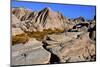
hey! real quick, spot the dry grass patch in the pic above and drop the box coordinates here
[12,28,64,45]
[12,33,29,45]
[27,29,64,40]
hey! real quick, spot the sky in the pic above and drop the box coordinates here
[12,0,96,20]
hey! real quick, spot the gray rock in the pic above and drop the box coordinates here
[12,38,51,65]
[45,32,83,45]
[12,47,51,65]
[45,32,96,63]
[59,33,96,62]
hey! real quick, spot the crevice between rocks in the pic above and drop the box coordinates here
[42,41,60,64]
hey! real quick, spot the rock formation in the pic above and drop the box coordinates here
[12,7,69,32]
[12,38,51,65]
[43,32,95,63]
[11,7,96,66]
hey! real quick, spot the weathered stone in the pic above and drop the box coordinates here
[12,7,71,32]
[59,33,96,62]
[89,25,96,41]
[12,46,51,65]
[45,32,96,63]
[12,14,24,36]
[12,28,24,36]
[12,14,21,27]
[11,7,96,65]
[12,8,33,21]
[12,38,51,65]
[45,32,83,45]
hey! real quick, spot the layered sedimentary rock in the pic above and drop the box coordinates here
[11,7,96,65]
[12,8,33,21]
[12,7,69,32]
[44,32,95,63]
[12,14,24,36]
[12,38,51,65]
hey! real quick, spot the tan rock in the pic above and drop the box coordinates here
[12,8,33,21]
[12,28,24,36]
[12,14,21,27]
[59,33,96,62]
[45,32,96,63]
[12,7,70,32]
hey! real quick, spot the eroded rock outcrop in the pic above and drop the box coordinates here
[12,14,24,36]
[12,7,70,32]
[43,32,96,63]
[12,8,33,21]
[11,7,96,65]
[89,25,96,41]
[12,38,51,65]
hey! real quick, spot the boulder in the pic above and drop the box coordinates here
[59,32,96,62]
[12,38,51,65]
[45,32,96,63]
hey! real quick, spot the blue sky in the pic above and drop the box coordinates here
[12,0,96,20]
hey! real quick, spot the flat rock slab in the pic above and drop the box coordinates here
[12,46,51,65]
[12,38,43,56]
[12,38,51,65]
[46,32,83,43]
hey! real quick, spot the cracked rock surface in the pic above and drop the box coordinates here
[11,7,96,65]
